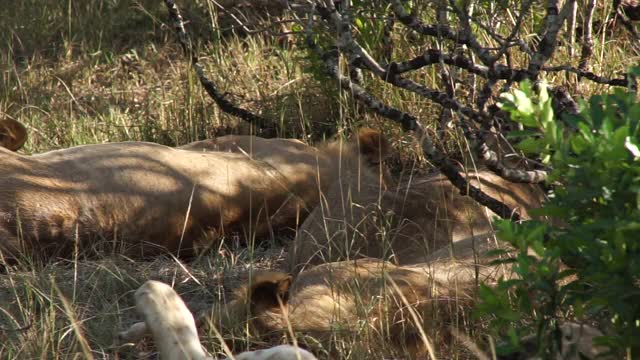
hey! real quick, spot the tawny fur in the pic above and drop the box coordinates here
[133,280,211,359]
[212,239,606,359]
[288,169,546,272]
[121,245,605,359]
[210,257,476,358]
[0,120,387,261]
[179,128,392,214]
[230,345,317,360]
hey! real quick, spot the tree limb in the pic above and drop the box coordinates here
[526,0,574,80]
[390,0,496,65]
[305,30,524,220]
[164,0,276,136]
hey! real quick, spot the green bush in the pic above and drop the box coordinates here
[475,70,640,358]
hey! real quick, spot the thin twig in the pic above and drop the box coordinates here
[390,0,495,65]
[306,34,524,219]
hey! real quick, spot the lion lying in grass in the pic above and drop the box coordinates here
[121,258,465,358]
[288,169,546,272]
[120,237,605,359]
[179,128,392,215]
[207,254,493,358]
[176,125,547,277]
[120,262,607,359]
[0,119,387,262]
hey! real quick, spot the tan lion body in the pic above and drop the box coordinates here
[213,243,605,359]
[180,131,392,217]
[288,169,546,272]
[0,119,388,261]
[119,280,319,360]
[0,141,304,260]
[215,242,512,358]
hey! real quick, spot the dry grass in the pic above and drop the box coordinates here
[1,0,638,359]
[0,244,287,358]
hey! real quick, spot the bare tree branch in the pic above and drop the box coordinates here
[389,50,491,76]
[388,48,629,88]
[526,0,575,79]
[165,0,637,220]
[477,142,548,183]
[476,77,498,111]
[493,0,535,62]
[316,47,418,131]
[548,85,580,116]
[543,65,628,87]
[314,1,550,187]
[614,0,640,45]
[578,0,596,72]
[164,0,276,136]
[390,0,496,65]
[305,20,524,220]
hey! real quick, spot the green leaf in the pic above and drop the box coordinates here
[497,307,521,321]
[516,137,547,155]
[570,135,589,154]
[530,240,546,257]
[612,125,629,146]
[542,103,556,143]
[514,89,534,116]
[478,88,640,354]
[520,80,534,96]
[590,95,605,129]
[506,129,541,138]
[402,1,414,13]
[577,121,595,144]
[517,114,539,128]
[354,17,364,30]
[498,89,538,127]
[538,81,550,104]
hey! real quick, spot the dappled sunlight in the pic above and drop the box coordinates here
[0,141,308,261]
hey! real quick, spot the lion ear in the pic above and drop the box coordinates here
[0,119,27,151]
[357,128,389,165]
[248,272,292,310]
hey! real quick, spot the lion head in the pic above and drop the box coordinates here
[206,258,471,358]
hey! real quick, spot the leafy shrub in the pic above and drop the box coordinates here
[475,70,640,358]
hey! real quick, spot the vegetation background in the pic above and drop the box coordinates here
[0,0,638,358]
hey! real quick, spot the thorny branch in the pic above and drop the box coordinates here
[390,0,496,65]
[310,1,527,219]
[306,40,522,221]
[613,0,640,47]
[164,0,638,221]
[314,1,550,187]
